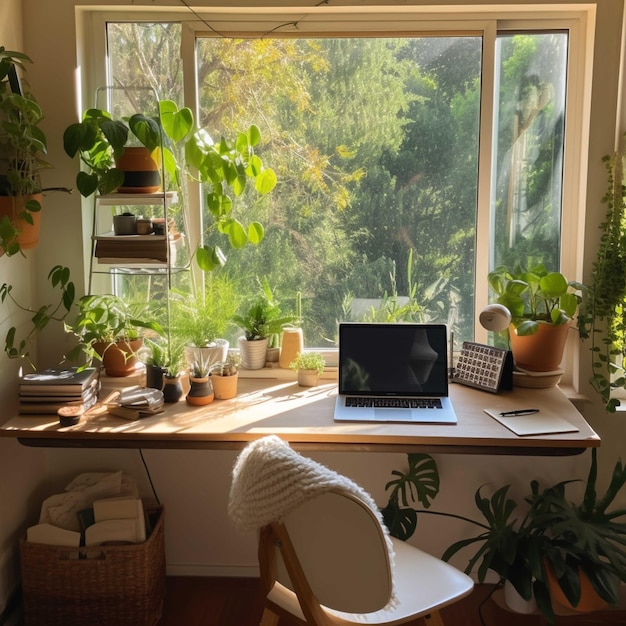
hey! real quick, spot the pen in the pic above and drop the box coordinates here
[499,409,539,417]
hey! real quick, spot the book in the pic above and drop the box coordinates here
[20,368,98,393]
[20,378,100,400]
[18,388,98,415]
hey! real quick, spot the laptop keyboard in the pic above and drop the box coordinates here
[345,397,443,409]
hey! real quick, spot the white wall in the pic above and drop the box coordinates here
[0,0,50,615]
[0,0,621,595]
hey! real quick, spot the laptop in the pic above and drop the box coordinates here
[333,323,457,424]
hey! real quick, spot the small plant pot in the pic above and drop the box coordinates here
[509,321,570,372]
[211,373,238,400]
[279,327,303,369]
[162,374,184,403]
[145,364,167,390]
[0,194,43,251]
[186,376,215,406]
[113,213,137,235]
[238,336,268,370]
[297,369,320,387]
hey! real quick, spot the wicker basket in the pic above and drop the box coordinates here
[20,503,165,626]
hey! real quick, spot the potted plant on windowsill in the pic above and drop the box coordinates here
[289,351,325,387]
[186,349,215,406]
[487,264,586,372]
[210,354,240,400]
[232,291,297,370]
[65,294,163,377]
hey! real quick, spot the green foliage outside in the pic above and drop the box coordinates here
[106,25,565,348]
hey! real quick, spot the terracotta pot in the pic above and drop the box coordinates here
[508,321,570,372]
[297,369,320,387]
[211,373,238,400]
[0,194,42,251]
[115,146,160,193]
[186,376,215,406]
[545,561,609,613]
[93,338,143,377]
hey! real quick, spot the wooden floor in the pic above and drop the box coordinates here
[157,577,626,626]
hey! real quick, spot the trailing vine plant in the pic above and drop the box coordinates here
[578,137,626,411]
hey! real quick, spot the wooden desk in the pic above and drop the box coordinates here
[0,379,599,455]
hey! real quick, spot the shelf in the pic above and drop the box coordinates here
[96,191,179,206]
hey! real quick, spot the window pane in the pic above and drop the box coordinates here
[195,36,482,347]
[491,32,567,272]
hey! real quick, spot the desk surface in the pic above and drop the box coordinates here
[0,379,600,455]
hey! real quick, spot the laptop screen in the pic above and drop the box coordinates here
[338,323,449,397]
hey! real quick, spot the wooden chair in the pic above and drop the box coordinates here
[257,490,474,626]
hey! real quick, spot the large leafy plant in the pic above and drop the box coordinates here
[488,264,586,336]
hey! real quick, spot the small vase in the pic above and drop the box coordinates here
[162,374,184,403]
[280,327,304,369]
[186,376,215,406]
[211,373,238,400]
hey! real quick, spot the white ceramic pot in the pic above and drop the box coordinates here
[504,579,537,614]
[238,336,268,370]
[184,340,229,371]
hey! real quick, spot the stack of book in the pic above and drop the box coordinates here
[19,368,100,415]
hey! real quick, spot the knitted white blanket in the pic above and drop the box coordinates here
[228,435,383,532]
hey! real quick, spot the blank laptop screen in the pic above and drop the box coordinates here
[338,323,449,397]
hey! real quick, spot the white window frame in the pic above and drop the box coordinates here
[76,4,595,389]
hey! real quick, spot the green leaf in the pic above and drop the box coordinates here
[222,219,248,249]
[248,222,265,245]
[255,168,278,194]
[247,124,261,147]
[196,245,226,271]
[128,113,161,152]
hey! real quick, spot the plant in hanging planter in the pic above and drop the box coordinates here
[488,264,586,371]
[63,106,163,197]
[578,139,626,411]
[0,48,70,255]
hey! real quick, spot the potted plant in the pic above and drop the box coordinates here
[186,349,215,406]
[488,264,586,371]
[525,449,626,616]
[140,335,170,390]
[63,106,163,197]
[161,338,186,403]
[0,48,51,255]
[381,450,626,624]
[66,294,163,377]
[210,354,240,400]
[289,351,325,387]
[169,275,238,372]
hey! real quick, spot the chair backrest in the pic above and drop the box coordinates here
[261,490,393,616]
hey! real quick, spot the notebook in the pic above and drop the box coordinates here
[483,408,579,436]
[333,323,457,424]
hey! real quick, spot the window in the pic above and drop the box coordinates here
[96,7,587,364]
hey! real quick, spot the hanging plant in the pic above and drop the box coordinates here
[579,137,626,411]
